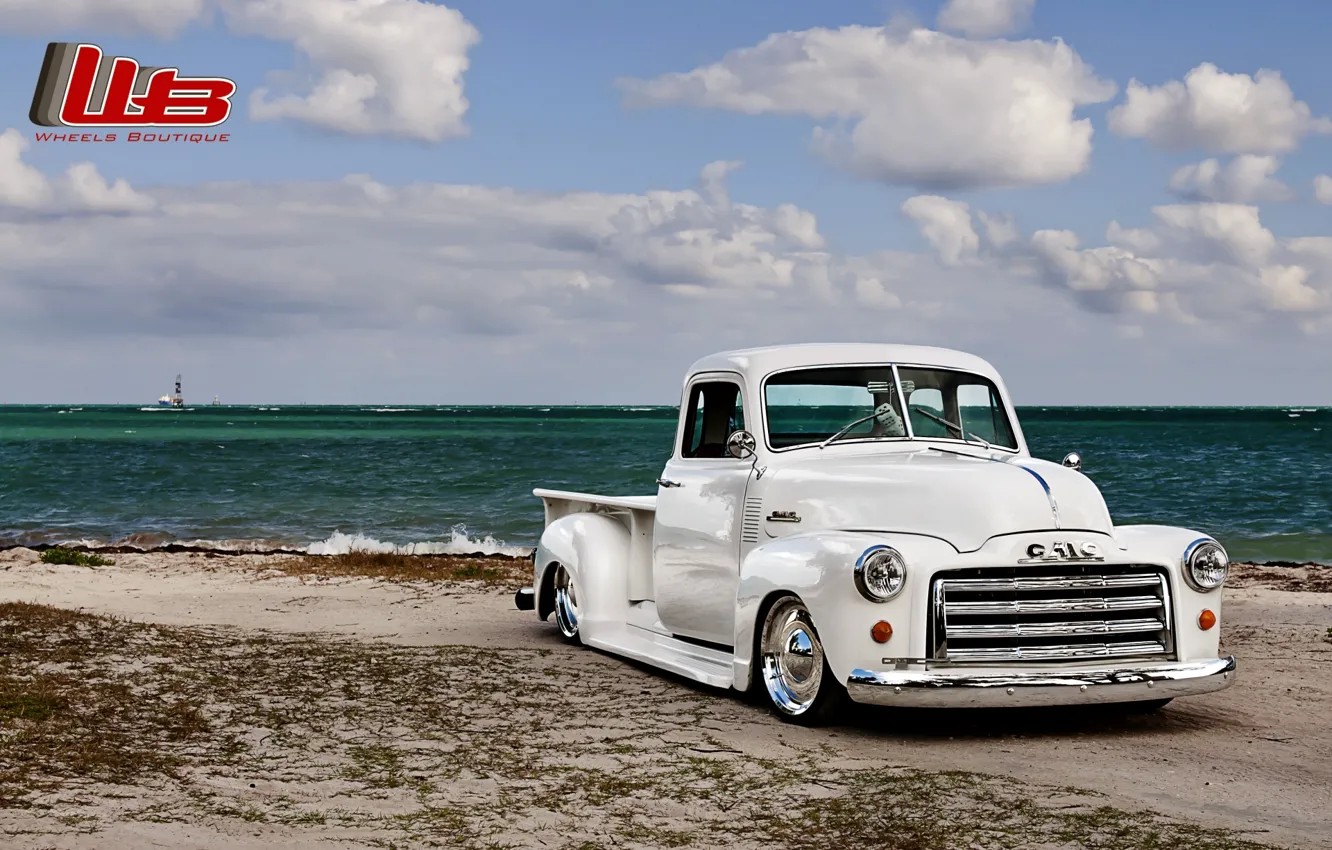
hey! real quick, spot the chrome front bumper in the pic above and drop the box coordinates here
[846,656,1236,708]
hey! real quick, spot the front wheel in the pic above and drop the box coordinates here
[758,596,846,725]
[552,564,582,645]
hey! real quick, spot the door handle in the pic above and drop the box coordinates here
[656,478,683,488]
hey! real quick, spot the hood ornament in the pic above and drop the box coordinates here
[1019,541,1103,563]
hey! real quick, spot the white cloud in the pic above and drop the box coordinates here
[63,163,157,212]
[0,139,904,342]
[0,131,155,213]
[901,195,980,265]
[620,25,1116,189]
[1109,63,1332,154]
[697,159,743,208]
[936,0,1035,39]
[1149,202,1276,268]
[1260,265,1322,312]
[597,180,830,292]
[1,136,1329,402]
[905,185,1332,326]
[853,276,902,309]
[1315,175,1332,204]
[222,0,480,141]
[1028,229,1165,311]
[0,0,209,37]
[0,130,53,208]
[902,196,1023,267]
[1031,203,1332,322]
[1105,221,1161,255]
[1167,155,1293,203]
[975,210,1020,250]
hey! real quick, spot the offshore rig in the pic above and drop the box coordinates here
[157,374,184,408]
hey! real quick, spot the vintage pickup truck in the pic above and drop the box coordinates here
[514,344,1236,724]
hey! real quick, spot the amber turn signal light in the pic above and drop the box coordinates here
[1198,609,1217,631]
[871,621,893,643]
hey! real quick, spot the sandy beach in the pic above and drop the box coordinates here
[1,547,1329,849]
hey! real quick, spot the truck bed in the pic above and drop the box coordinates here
[533,488,657,601]
[533,488,656,519]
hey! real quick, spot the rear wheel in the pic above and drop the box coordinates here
[552,564,582,645]
[758,596,846,725]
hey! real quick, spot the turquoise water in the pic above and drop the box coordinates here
[1,405,1328,563]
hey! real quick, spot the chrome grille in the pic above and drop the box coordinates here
[930,564,1173,664]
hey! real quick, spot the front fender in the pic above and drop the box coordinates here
[733,531,960,691]
[1114,524,1228,662]
[535,512,631,643]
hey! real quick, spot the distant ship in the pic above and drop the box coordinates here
[158,374,185,408]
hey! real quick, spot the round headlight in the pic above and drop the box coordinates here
[855,546,906,602]
[1183,539,1229,592]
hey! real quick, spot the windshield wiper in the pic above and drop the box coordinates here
[914,408,993,451]
[818,411,882,449]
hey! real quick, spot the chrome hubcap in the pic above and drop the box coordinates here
[553,564,579,638]
[761,598,824,715]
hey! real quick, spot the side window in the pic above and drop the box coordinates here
[957,383,1015,446]
[681,381,745,459]
[685,386,707,457]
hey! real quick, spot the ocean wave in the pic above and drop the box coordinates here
[306,527,529,558]
[3,526,532,559]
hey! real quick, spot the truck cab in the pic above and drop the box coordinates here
[521,343,1236,724]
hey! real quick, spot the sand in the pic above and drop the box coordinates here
[1,547,1329,849]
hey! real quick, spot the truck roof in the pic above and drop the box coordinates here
[686,343,1003,383]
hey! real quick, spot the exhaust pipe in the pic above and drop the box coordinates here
[513,587,535,611]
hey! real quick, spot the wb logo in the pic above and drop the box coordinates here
[30,43,236,128]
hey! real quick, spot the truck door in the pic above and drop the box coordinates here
[653,374,753,648]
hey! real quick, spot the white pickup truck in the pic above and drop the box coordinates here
[514,344,1236,724]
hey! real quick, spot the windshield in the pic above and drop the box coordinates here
[763,364,1018,451]
[898,366,1017,449]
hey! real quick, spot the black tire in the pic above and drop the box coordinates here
[551,563,583,646]
[757,596,847,725]
[1124,698,1172,714]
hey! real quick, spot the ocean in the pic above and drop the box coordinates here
[1,405,1328,564]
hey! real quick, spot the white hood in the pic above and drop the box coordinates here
[759,450,1115,552]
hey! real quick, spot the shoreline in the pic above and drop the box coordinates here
[6,541,1329,569]
[4,541,534,560]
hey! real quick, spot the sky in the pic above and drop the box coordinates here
[0,0,1330,405]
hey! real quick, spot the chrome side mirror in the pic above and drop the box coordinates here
[727,429,757,460]
[1062,452,1082,472]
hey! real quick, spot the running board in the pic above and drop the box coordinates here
[585,625,734,689]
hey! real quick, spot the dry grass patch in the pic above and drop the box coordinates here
[0,603,211,806]
[269,551,531,586]
[1230,562,1332,593]
[0,601,1287,850]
